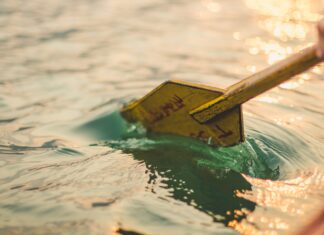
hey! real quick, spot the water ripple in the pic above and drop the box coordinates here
[0,0,323,234]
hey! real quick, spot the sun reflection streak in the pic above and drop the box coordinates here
[241,0,323,114]
[279,73,311,90]
[245,37,293,65]
[241,0,323,100]
[233,1,324,234]
[243,0,323,68]
[245,0,322,22]
[231,170,324,234]
[202,0,221,13]
[254,95,280,104]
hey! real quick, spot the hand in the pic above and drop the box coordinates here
[317,19,324,59]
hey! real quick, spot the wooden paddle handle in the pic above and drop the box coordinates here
[225,45,320,103]
[228,20,324,103]
[191,21,323,123]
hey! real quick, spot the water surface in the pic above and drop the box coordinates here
[0,0,324,234]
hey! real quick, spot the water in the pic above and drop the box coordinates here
[0,0,324,234]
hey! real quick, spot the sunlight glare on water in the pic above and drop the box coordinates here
[0,0,323,234]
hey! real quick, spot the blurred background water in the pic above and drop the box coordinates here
[0,0,323,234]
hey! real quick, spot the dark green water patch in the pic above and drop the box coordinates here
[80,111,284,223]
[104,135,279,180]
[94,136,256,225]
[74,111,129,140]
[81,111,279,179]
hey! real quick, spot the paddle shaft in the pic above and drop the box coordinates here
[191,45,322,123]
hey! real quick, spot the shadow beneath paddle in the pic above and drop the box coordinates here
[100,133,259,225]
[79,111,281,224]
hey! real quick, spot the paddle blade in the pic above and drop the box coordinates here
[121,80,244,147]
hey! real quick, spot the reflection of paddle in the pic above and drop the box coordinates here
[121,20,324,147]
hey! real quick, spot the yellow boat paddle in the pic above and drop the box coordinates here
[120,21,324,147]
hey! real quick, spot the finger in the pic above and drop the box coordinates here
[316,19,324,59]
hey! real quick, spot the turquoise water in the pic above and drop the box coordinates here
[0,0,324,234]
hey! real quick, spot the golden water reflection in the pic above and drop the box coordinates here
[244,0,323,65]
[234,0,324,234]
[202,0,221,13]
[245,0,322,41]
[241,0,323,118]
[232,170,324,234]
